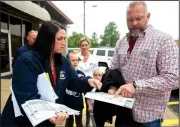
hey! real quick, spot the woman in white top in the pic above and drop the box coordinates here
[77,37,98,127]
[78,38,98,77]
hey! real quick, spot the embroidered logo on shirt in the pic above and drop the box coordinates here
[78,74,84,78]
[66,89,80,97]
[59,71,66,80]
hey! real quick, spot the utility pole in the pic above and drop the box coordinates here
[83,0,86,36]
[109,36,111,47]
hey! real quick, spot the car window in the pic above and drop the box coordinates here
[96,50,105,56]
[108,50,114,57]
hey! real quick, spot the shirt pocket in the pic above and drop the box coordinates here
[118,50,128,67]
[134,49,151,65]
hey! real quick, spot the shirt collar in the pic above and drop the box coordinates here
[79,52,91,57]
[143,24,153,36]
[78,51,92,62]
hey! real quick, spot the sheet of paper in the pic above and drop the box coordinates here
[10,72,57,117]
[21,99,80,126]
[22,102,56,127]
[91,88,96,92]
[37,73,58,102]
[85,92,135,109]
[47,101,80,115]
[10,80,23,117]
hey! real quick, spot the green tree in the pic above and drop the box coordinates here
[90,32,99,48]
[68,32,84,48]
[100,21,120,47]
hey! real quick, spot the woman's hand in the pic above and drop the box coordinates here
[49,112,69,125]
[88,79,102,90]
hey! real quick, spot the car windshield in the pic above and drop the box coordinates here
[108,50,114,57]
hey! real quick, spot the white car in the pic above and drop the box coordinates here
[91,48,115,69]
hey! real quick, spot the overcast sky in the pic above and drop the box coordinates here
[52,1,179,40]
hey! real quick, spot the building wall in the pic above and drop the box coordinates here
[1,1,72,76]
[0,2,41,76]
[32,19,41,30]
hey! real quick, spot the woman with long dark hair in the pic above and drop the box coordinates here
[1,21,102,127]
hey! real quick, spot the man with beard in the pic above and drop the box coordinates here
[109,1,179,127]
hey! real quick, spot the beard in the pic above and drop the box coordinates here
[129,28,143,37]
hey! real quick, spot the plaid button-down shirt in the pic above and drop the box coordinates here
[110,25,179,123]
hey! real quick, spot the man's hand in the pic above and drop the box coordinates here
[88,79,102,90]
[49,112,69,125]
[108,88,117,94]
[115,83,136,98]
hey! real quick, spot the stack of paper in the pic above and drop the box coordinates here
[21,99,80,126]
[85,92,135,109]
[11,73,59,118]
[37,73,59,102]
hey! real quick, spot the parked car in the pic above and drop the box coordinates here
[91,48,115,69]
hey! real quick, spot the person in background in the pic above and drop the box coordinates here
[109,1,179,127]
[65,51,85,127]
[77,37,98,127]
[12,30,38,67]
[1,21,102,127]
[86,67,103,126]
[86,67,103,114]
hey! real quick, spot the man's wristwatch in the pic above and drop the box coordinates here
[133,81,137,88]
